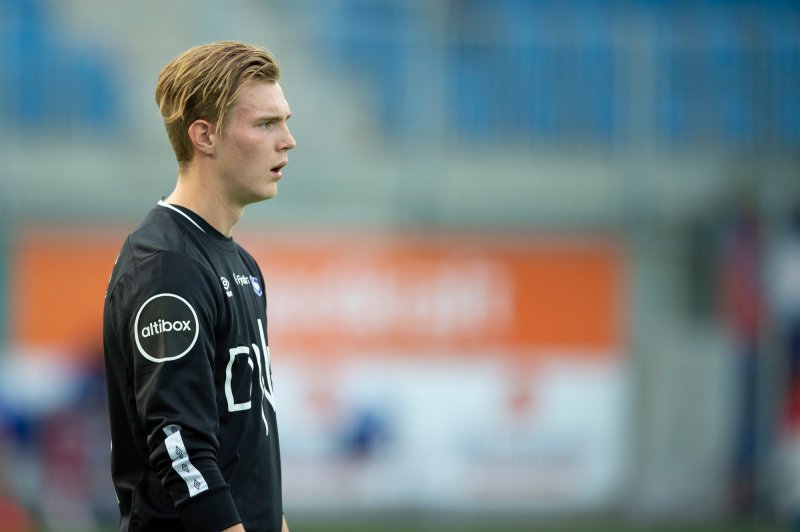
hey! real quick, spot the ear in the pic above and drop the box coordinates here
[187,119,216,158]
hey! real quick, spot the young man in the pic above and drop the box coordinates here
[103,41,296,531]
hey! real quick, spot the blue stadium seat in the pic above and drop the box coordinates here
[321,0,413,136]
[305,0,800,150]
[764,6,800,147]
[0,0,119,136]
[702,2,755,148]
[570,1,618,144]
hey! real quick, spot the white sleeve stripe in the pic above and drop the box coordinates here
[163,425,209,497]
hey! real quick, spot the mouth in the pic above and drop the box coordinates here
[270,161,287,178]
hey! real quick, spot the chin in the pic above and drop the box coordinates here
[259,185,278,201]
[240,189,276,207]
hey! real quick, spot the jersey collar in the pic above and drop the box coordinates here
[157,199,234,243]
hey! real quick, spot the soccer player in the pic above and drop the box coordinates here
[103,41,296,531]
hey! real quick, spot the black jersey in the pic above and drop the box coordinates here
[103,201,282,532]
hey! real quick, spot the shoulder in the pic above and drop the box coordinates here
[118,249,218,293]
[106,209,230,328]
[113,208,218,288]
[106,249,226,337]
[127,208,191,258]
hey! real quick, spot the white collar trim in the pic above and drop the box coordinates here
[157,200,206,233]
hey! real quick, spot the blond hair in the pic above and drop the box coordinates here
[155,41,280,166]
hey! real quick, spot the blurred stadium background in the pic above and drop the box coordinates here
[1,0,799,530]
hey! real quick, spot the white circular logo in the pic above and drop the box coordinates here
[134,293,199,363]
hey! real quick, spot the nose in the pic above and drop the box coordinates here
[280,125,296,152]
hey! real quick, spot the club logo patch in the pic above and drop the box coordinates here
[250,276,263,297]
[134,293,199,363]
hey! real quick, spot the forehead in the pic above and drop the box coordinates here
[229,80,290,118]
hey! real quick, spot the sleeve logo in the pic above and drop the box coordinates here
[134,293,199,363]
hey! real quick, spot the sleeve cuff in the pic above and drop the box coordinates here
[178,487,241,532]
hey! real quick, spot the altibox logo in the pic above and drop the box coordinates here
[140,319,192,337]
[134,293,199,363]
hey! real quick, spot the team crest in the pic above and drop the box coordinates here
[250,276,263,296]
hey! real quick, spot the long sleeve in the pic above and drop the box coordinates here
[110,250,241,531]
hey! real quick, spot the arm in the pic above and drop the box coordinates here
[118,252,241,531]
[282,515,290,532]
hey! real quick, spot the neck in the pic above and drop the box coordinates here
[165,167,243,237]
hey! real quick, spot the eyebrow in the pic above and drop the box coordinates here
[257,112,292,122]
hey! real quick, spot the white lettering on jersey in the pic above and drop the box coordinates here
[222,318,276,438]
[225,347,253,412]
[257,318,276,411]
[140,319,192,337]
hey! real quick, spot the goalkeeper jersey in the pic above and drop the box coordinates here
[103,200,282,532]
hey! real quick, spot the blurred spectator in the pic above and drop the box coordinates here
[768,206,800,528]
[40,407,95,529]
[0,425,34,532]
[0,495,35,532]
[721,202,763,518]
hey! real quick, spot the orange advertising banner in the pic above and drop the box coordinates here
[242,233,625,358]
[10,229,625,361]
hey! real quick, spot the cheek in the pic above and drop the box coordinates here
[237,134,269,162]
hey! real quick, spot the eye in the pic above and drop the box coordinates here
[260,121,275,129]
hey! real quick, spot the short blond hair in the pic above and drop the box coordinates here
[155,41,280,166]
